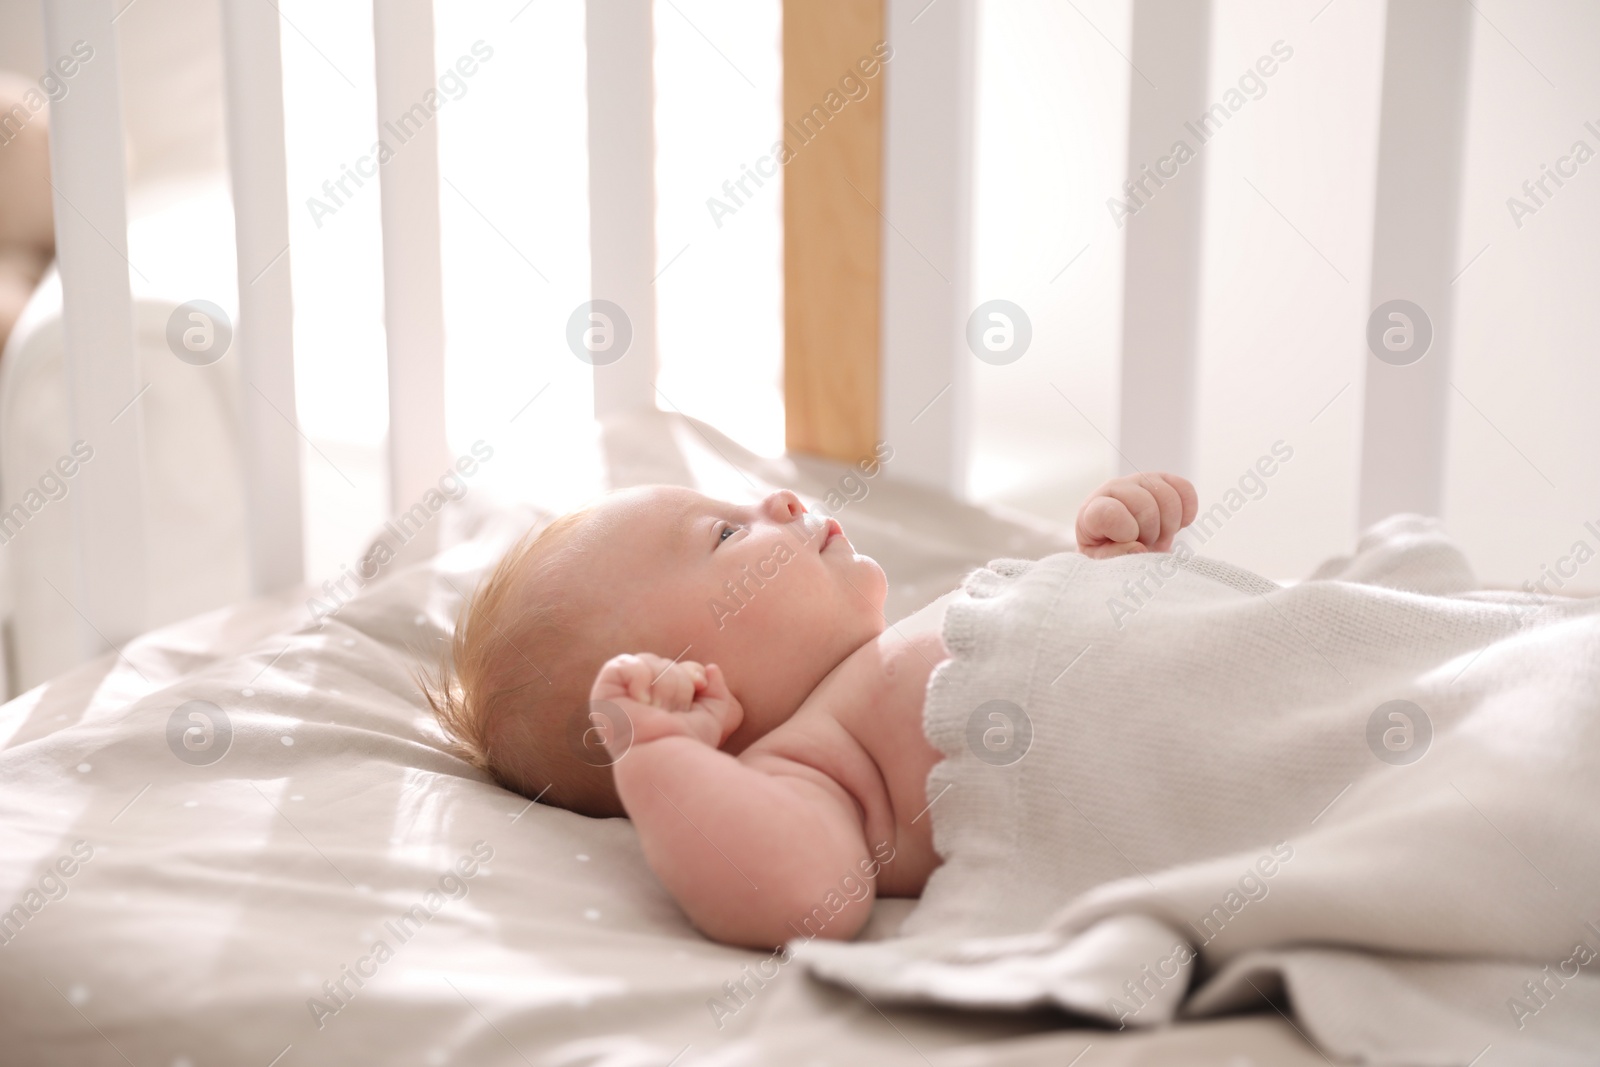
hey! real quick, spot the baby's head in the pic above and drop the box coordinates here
[424,486,887,817]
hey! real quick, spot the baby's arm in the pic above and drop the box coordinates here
[1076,471,1199,558]
[592,653,878,949]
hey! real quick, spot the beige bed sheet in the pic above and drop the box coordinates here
[0,410,1332,1065]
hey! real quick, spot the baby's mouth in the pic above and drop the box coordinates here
[820,517,844,551]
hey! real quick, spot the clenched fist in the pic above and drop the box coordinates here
[1075,472,1198,558]
[589,652,744,754]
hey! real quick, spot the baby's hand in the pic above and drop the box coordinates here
[589,653,744,754]
[1076,472,1198,558]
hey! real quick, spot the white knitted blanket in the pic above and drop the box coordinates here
[795,516,1600,1066]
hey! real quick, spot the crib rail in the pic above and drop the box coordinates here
[221,0,304,595]
[373,0,450,522]
[1117,0,1210,480]
[42,0,147,657]
[586,0,659,416]
[1358,0,1472,526]
[877,0,976,492]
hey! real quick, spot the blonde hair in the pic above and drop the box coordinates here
[420,507,626,817]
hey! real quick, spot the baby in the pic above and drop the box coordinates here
[426,473,1197,948]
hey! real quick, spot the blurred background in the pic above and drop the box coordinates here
[0,0,1595,598]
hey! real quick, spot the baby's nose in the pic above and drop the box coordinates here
[766,490,805,521]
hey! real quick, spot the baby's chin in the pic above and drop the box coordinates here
[850,552,891,615]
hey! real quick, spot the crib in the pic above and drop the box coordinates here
[0,0,1560,1063]
[23,0,1479,679]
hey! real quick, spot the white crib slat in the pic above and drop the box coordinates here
[585,0,658,416]
[221,0,306,593]
[41,0,148,657]
[373,0,450,516]
[1117,0,1210,476]
[1357,1,1473,526]
[879,0,976,495]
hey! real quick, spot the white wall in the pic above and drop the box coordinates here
[968,0,1129,529]
[651,0,785,461]
[431,0,598,511]
[1187,0,1387,580]
[1446,0,1600,593]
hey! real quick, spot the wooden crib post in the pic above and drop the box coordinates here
[1358,1,1473,525]
[41,0,148,656]
[221,0,306,594]
[373,0,450,524]
[782,0,886,469]
[783,0,977,491]
[585,0,659,417]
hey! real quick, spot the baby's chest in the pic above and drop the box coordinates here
[857,630,947,806]
[853,631,948,893]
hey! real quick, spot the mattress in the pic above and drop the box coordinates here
[0,409,1332,1064]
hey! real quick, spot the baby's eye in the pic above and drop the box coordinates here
[716,522,740,545]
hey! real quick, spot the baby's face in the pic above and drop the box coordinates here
[574,486,888,749]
